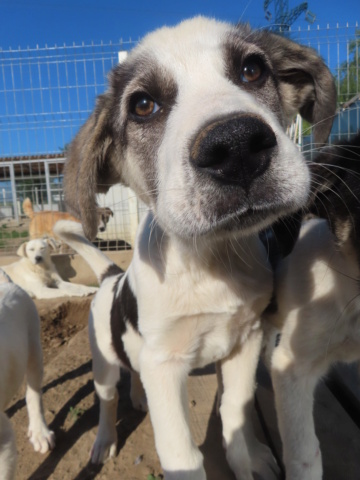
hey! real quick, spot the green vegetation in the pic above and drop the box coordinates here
[0,225,28,249]
[68,406,85,422]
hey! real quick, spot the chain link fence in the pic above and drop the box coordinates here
[0,22,359,253]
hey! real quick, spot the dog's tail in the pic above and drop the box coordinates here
[53,220,123,283]
[22,197,35,219]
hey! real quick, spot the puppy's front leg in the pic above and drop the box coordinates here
[140,345,206,480]
[219,328,279,480]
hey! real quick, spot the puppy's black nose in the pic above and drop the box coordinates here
[35,256,43,263]
[190,115,277,187]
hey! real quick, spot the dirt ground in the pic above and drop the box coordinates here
[6,295,237,480]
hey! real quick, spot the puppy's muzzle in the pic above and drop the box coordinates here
[190,115,277,188]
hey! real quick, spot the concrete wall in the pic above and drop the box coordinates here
[0,250,133,286]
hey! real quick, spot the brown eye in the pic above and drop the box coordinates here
[130,93,160,118]
[241,57,264,83]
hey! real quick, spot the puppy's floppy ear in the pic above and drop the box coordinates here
[263,32,337,145]
[17,242,27,257]
[63,92,122,240]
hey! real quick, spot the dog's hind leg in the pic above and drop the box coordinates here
[272,342,324,480]
[0,412,17,480]
[219,328,280,480]
[26,317,55,453]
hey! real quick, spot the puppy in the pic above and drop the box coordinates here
[62,17,336,480]
[269,132,360,480]
[23,197,113,240]
[1,238,98,299]
[0,271,55,479]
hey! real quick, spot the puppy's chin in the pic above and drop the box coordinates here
[165,205,295,241]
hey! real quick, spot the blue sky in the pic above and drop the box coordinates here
[0,0,359,158]
[1,0,359,49]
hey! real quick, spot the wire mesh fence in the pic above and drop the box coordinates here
[0,22,359,253]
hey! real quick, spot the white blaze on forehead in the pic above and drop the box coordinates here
[138,16,231,68]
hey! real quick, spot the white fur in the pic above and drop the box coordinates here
[0,271,55,479]
[270,218,360,480]
[1,238,98,299]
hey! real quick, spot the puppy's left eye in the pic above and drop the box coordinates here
[241,56,265,83]
[129,93,160,118]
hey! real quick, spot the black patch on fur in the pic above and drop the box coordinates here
[260,210,303,269]
[110,275,140,370]
[121,276,139,331]
[263,292,278,315]
[100,264,124,284]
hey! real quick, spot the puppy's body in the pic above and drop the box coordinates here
[0,271,55,479]
[1,238,97,299]
[23,198,113,240]
[269,132,360,480]
[55,217,275,478]
[61,17,336,480]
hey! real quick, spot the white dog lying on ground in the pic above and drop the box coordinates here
[0,271,55,479]
[1,238,98,299]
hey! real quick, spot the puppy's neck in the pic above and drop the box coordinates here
[136,212,270,278]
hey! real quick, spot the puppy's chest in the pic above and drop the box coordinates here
[136,264,271,366]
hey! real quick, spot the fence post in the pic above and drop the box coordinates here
[44,161,52,209]
[9,164,19,223]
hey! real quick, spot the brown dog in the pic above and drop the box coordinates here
[23,198,113,239]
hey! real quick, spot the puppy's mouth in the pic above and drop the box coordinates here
[197,202,293,238]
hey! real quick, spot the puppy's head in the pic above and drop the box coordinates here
[17,238,55,265]
[64,17,336,240]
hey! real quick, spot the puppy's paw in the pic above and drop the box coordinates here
[28,425,55,454]
[90,435,117,464]
[251,443,281,480]
[130,391,148,412]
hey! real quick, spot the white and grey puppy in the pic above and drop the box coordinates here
[268,132,360,480]
[0,271,55,480]
[62,17,336,480]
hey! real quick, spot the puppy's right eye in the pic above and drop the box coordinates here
[129,92,160,118]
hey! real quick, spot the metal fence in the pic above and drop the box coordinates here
[0,22,359,253]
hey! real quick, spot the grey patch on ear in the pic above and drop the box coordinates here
[260,32,337,145]
[16,242,27,258]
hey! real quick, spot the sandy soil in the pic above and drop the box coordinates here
[6,296,237,480]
